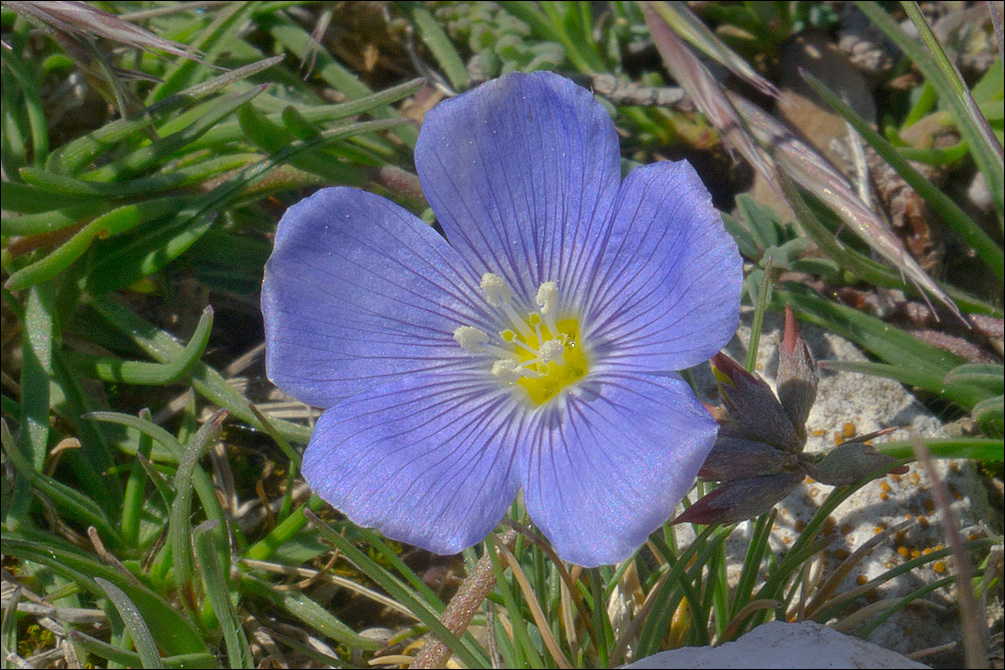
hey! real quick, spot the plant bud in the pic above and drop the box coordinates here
[777,306,819,442]
[673,471,805,526]
[712,353,802,452]
[699,437,799,481]
[802,442,902,487]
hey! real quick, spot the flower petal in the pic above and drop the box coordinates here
[521,372,717,566]
[415,71,622,306]
[583,160,742,373]
[262,187,490,407]
[302,373,523,554]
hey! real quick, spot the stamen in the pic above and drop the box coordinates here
[536,281,560,334]
[480,273,512,307]
[491,359,541,382]
[539,339,566,365]
[453,326,489,353]
[529,312,544,344]
[481,273,533,337]
[536,282,558,315]
[502,302,534,338]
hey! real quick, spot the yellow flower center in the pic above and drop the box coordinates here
[453,274,590,406]
[514,317,588,405]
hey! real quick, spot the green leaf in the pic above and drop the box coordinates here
[169,412,228,614]
[775,284,962,380]
[875,437,1003,461]
[68,306,213,385]
[973,395,1004,437]
[241,574,385,652]
[305,510,487,667]
[7,283,53,526]
[194,521,253,669]
[95,578,164,669]
[399,3,470,90]
[4,531,207,656]
[68,630,217,669]
[88,297,311,444]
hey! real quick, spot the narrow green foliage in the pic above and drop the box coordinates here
[8,284,53,527]
[169,411,228,616]
[194,521,254,669]
[96,578,165,669]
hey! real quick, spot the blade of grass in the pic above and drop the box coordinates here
[734,94,961,319]
[46,55,283,174]
[240,574,385,653]
[67,306,213,385]
[875,437,1003,461]
[170,410,228,616]
[745,258,774,372]
[495,538,573,669]
[0,421,123,545]
[84,118,407,295]
[399,3,469,91]
[817,360,972,407]
[4,532,207,655]
[5,196,191,290]
[68,630,217,669]
[774,284,963,378]
[95,578,164,669]
[150,2,252,103]
[644,4,775,184]
[7,283,53,527]
[648,1,779,97]
[120,409,154,547]
[266,19,419,147]
[194,521,253,669]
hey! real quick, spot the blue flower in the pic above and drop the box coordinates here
[262,72,741,566]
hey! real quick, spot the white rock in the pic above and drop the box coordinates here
[624,620,928,669]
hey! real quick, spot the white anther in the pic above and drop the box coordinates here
[538,339,566,365]
[453,326,489,353]
[480,273,512,307]
[491,359,524,383]
[536,282,559,315]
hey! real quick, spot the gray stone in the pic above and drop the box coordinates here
[624,620,928,669]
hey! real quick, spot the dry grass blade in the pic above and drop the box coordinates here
[721,599,782,641]
[803,519,912,619]
[494,539,574,670]
[729,92,961,320]
[643,2,776,186]
[830,595,944,633]
[991,1,1005,58]
[5,0,203,61]
[911,436,987,669]
[648,1,779,98]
